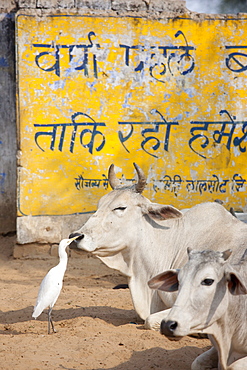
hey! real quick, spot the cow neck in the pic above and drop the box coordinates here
[97,249,131,277]
[158,217,187,271]
[134,216,183,276]
[207,326,231,370]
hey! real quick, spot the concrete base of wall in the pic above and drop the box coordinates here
[13,240,90,259]
[15,213,92,260]
[16,213,91,244]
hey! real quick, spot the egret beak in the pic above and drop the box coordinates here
[68,234,82,250]
[68,233,84,251]
[69,235,81,243]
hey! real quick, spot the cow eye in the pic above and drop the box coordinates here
[201,278,214,286]
[113,207,127,211]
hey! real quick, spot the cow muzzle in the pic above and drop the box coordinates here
[68,232,84,249]
[160,320,182,341]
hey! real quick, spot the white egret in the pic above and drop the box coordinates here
[32,236,78,334]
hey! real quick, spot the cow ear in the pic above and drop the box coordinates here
[226,269,247,295]
[145,203,183,221]
[148,270,179,292]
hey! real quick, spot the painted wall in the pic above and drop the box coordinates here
[17,13,247,226]
[0,0,187,239]
[1,0,247,245]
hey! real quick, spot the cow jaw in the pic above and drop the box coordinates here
[75,234,97,252]
[74,222,129,256]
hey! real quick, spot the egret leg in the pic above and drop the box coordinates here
[48,307,56,334]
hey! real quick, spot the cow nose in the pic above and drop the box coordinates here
[69,232,84,241]
[160,320,178,337]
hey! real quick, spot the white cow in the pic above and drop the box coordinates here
[148,248,247,370]
[70,163,247,330]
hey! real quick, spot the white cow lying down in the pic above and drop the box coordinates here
[69,163,247,331]
[148,248,247,370]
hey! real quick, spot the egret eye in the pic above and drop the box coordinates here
[113,207,127,211]
[201,278,214,286]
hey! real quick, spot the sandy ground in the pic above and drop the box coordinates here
[0,234,211,370]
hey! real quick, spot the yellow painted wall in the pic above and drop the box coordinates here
[16,14,247,216]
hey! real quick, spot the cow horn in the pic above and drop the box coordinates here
[133,163,147,193]
[108,164,121,189]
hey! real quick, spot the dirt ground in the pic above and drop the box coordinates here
[0,234,211,370]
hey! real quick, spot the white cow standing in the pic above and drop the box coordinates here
[69,163,247,330]
[148,248,247,370]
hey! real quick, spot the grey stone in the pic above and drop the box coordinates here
[76,0,111,10]
[18,0,36,8]
[111,0,147,12]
